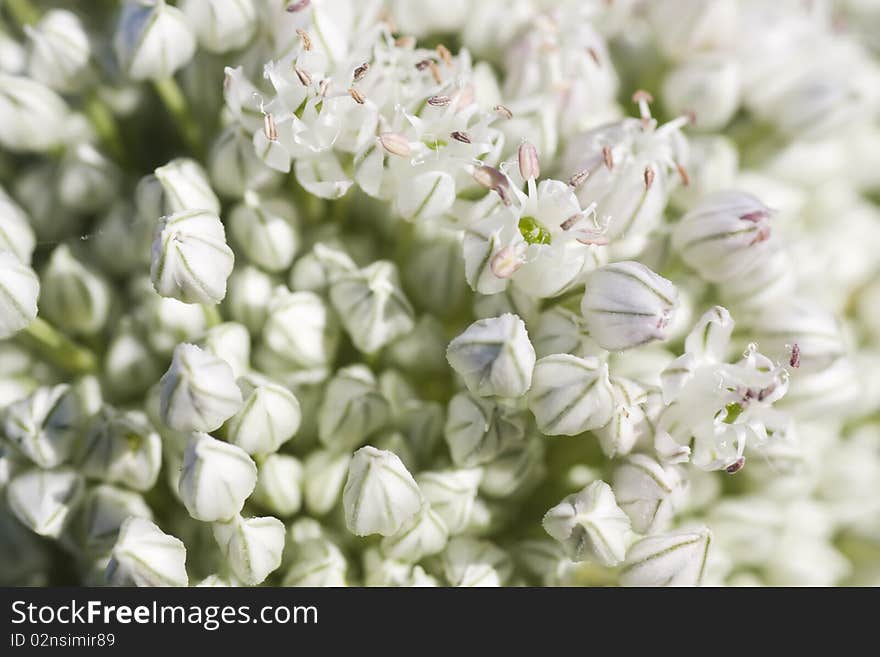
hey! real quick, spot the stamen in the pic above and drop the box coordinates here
[472,165,512,206]
[587,47,601,66]
[296,28,312,51]
[428,61,442,84]
[789,343,800,369]
[518,141,540,181]
[602,145,614,170]
[415,59,431,71]
[348,87,365,104]
[427,95,451,107]
[632,89,654,120]
[451,131,471,144]
[395,36,416,49]
[263,113,278,142]
[353,63,369,81]
[725,457,745,474]
[286,0,310,11]
[378,132,411,158]
[490,246,524,278]
[294,65,311,87]
[436,44,453,66]
[676,162,690,186]
[568,169,590,188]
[493,104,513,119]
[318,78,330,97]
[644,166,655,190]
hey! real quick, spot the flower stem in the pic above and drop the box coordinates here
[83,91,126,163]
[202,304,223,328]
[152,76,202,156]
[5,0,40,27]
[18,318,98,375]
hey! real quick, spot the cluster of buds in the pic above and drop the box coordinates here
[0,0,878,589]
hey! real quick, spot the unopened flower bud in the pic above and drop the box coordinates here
[256,289,339,383]
[225,265,277,335]
[203,321,250,379]
[138,290,208,358]
[212,514,285,585]
[3,384,81,468]
[621,527,712,587]
[76,485,153,557]
[446,314,536,399]
[115,0,196,80]
[230,194,300,273]
[303,449,351,516]
[25,10,91,92]
[106,517,188,586]
[150,209,234,304]
[662,55,740,131]
[613,455,687,534]
[343,446,423,537]
[252,454,303,518]
[0,74,69,153]
[672,191,773,283]
[282,537,347,587]
[209,127,281,199]
[480,435,545,498]
[40,245,111,336]
[581,261,679,351]
[0,186,35,265]
[329,261,415,354]
[593,377,649,458]
[543,480,632,566]
[318,365,390,452]
[57,143,118,214]
[416,469,481,535]
[442,536,513,587]
[444,392,526,467]
[154,158,221,215]
[381,504,449,563]
[159,343,243,433]
[0,251,39,339]
[7,467,84,538]
[226,373,301,456]
[77,409,162,492]
[178,433,257,522]
[182,0,257,53]
[395,170,456,220]
[528,354,614,435]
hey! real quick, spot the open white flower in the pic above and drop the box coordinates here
[181,0,257,54]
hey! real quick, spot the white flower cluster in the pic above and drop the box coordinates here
[1,0,879,587]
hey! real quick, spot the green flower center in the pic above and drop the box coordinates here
[722,402,744,424]
[422,138,448,151]
[518,216,551,245]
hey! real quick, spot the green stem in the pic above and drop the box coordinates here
[83,91,126,163]
[4,0,40,27]
[152,76,202,156]
[17,318,98,375]
[202,304,223,328]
